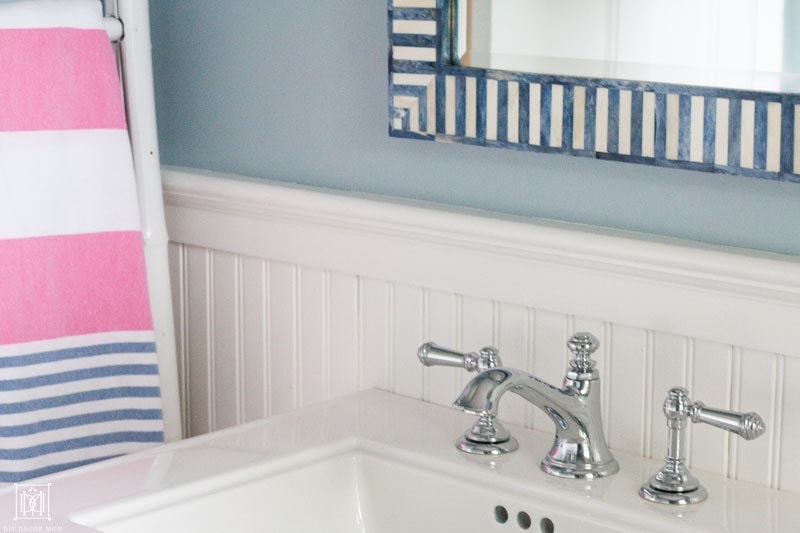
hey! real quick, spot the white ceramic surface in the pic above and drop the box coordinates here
[1,390,797,532]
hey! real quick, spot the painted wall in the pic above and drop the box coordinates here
[148,0,800,256]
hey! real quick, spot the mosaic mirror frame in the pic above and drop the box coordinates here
[388,0,800,182]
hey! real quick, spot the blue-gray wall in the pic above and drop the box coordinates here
[148,0,800,256]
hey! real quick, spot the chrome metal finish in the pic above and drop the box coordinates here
[453,332,619,479]
[417,342,513,453]
[455,413,519,455]
[689,402,766,440]
[418,343,501,373]
[640,387,766,505]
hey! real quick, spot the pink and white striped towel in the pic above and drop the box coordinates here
[0,0,164,482]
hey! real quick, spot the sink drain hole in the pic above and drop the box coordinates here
[494,505,509,524]
[517,511,532,530]
[539,517,555,532]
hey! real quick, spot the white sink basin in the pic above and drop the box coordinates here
[1,390,795,532]
[72,441,635,533]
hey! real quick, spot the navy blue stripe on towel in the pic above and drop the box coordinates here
[1,432,164,460]
[0,386,162,415]
[1,409,164,437]
[0,365,159,391]
[0,342,157,368]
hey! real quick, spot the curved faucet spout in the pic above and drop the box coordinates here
[454,368,563,418]
[454,365,619,480]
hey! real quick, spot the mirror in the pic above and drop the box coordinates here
[388,0,800,182]
[455,0,800,94]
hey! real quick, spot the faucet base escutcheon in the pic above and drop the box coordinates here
[455,412,519,455]
[542,453,619,480]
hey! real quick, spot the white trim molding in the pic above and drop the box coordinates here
[163,166,800,358]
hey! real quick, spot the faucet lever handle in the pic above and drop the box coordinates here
[418,342,515,456]
[417,342,501,372]
[690,401,766,440]
[640,387,766,505]
[664,387,766,440]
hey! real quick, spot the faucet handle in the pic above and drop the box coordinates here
[417,342,501,372]
[567,332,599,376]
[418,342,516,455]
[663,387,766,439]
[640,387,767,505]
[688,402,766,440]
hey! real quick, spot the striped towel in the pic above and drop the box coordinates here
[0,0,164,482]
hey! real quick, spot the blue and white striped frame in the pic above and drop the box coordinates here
[388,0,800,182]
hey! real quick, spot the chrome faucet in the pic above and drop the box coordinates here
[640,387,766,504]
[419,332,619,479]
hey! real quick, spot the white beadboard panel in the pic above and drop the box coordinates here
[163,168,800,491]
[240,257,269,423]
[359,278,391,390]
[298,267,327,407]
[266,261,298,417]
[211,251,241,431]
[779,356,800,492]
[606,325,648,455]
[529,311,570,432]
[391,284,425,399]
[648,333,688,459]
[459,296,495,357]
[734,349,780,488]
[328,272,360,399]
[494,302,533,428]
[689,341,733,476]
[185,246,212,436]
[423,290,462,406]
[456,295,496,401]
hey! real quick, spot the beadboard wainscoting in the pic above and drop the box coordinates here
[162,166,800,493]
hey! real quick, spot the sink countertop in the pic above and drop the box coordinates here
[1,389,797,532]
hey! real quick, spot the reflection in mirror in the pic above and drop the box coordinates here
[456,0,800,93]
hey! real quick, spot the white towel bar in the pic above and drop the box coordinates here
[103,15,122,41]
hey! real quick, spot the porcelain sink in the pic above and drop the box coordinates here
[71,440,638,532]
[1,390,796,532]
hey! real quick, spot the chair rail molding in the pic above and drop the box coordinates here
[163,166,800,359]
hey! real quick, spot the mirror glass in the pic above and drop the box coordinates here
[456,0,800,93]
